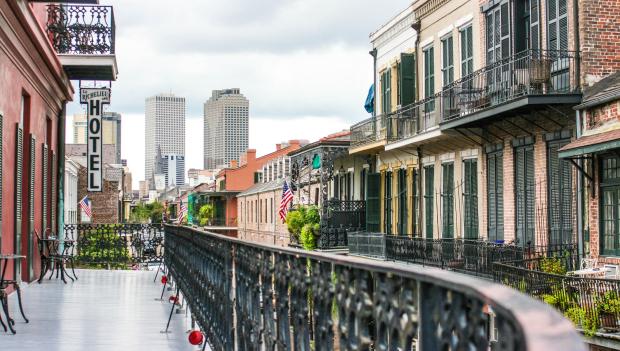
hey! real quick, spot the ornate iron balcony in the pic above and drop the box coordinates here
[46,4,115,55]
[349,114,393,149]
[165,225,585,350]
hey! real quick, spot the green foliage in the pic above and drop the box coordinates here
[197,204,215,226]
[542,287,574,311]
[130,202,164,224]
[598,291,620,315]
[286,206,321,250]
[539,257,567,275]
[77,225,130,269]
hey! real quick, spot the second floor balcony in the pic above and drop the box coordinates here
[46,4,117,81]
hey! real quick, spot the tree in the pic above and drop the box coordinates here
[197,204,215,226]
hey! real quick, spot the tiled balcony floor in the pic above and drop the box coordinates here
[1,269,196,351]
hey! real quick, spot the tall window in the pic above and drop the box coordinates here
[514,139,535,247]
[441,163,454,238]
[384,171,392,235]
[397,169,407,235]
[441,36,454,87]
[547,0,568,51]
[460,26,473,77]
[423,46,435,111]
[424,165,434,238]
[601,156,620,256]
[487,147,504,241]
[463,159,479,239]
[381,69,392,114]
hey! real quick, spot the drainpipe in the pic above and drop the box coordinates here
[573,0,580,87]
[57,102,66,252]
[412,20,421,102]
[412,20,422,237]
[576,109,584,257]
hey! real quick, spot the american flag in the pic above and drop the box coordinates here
[177,200,187,224]
[279,181,294,222]
[79,196,92,219]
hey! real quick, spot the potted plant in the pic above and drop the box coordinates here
[598,291,620,331]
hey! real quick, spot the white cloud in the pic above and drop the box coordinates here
[65,0,410,188]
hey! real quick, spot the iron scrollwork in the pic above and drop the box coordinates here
[164,225,583,350]
[46,5,115,55]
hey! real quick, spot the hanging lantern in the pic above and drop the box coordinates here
[188,330,204,345]
[161,275,168,284]
[168,295,178,304]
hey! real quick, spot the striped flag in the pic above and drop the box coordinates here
[177,200,187,224]
[79,196,92,219]
[279,181,294,222]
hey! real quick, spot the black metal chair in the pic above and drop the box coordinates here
[45,228,78,284]
[0,256,29,334]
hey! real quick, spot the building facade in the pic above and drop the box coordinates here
[64,158,79,225]
[203,89,249,169]
[162,154,185,186]
[348,0,618,262]
[0,0,116,283]
[73,111,121,164]
[145,94,185,182]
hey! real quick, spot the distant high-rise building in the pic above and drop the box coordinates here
[145,94,185,182]
[73,112,122,164]
[162,154,185,186]
[203,88,249,169]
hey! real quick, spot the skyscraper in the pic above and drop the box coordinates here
[203,88,249,169]
[145,94,185,182]
[73,112,122,164]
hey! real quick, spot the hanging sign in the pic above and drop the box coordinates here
[80,88,111,192]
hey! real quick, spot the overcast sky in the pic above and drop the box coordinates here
[66,0,410,188]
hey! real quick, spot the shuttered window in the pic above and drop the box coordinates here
[400,53,416,106]
[530,0,540,50]
[15,125,24,255]
[441,36,454,87]
[381,69,392,114]
[51,152,56,231]
[547,0,568,51]
[460,26,474,77]
[463,159,479,239]
[29,136,35,224]
[411,169,420,236]
[601,156,620,256]
[547,139,573,246]
[424,165,434,238]
[486,1,511,90]
[366,173,381,232]
[42,144,49,230]
[487,149,504,241]
[397,169,407,235]
[514,142,535,247]
[0,115,3,248]
[384,171,392,235]
[423,46,435,111]
[441,163,454,238]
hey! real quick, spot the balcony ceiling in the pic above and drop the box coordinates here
[58,54,118,81]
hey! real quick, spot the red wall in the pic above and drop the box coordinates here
[0,1,72,283]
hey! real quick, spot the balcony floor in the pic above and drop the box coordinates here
[1,269,195,351]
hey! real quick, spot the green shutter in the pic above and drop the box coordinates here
[412,169,419,236]
[397,169,407,235]
[384,171,392,234]
[547,0,568,51]
[463,159,479,239]
[29,135,35,278]
[0,115,2,248]
[487,150,504,241]
[15,125,23,263]
[366,173,381,232]
[52,152,56,231]
[42,144,48,230]
[515,145,535,247]
[441,163,454,238]
[400,53,416,106]
[424,166,434,238]
[547,140,572,246]
[530,0,540,50]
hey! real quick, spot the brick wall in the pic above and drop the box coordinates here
[77,166,120,223]
[579,0,620,85]
[585,101,620,129]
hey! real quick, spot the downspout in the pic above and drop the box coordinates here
[412,20,423,237]
[57,102,66,249]
[576,109,584,257]
[573,0,580,88]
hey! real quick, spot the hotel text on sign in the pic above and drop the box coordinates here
[80,88,111,192]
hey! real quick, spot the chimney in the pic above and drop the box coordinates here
[246,149,257,163]
[276,144,281,151]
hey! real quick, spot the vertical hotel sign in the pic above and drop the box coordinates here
[80,88,110,192]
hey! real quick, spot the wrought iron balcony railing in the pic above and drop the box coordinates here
[165,225,584,350]
[349,114,392,148]
[364,49,580,146]
[316,200,366,249]
[440,49,579,124]
[46,4,115,55]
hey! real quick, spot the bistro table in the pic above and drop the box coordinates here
[569,267,613,278]
[38,237,77,284]
[0,254,28,334]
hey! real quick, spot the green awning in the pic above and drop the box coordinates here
[312,154,321,169]
[558,129,620,159]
